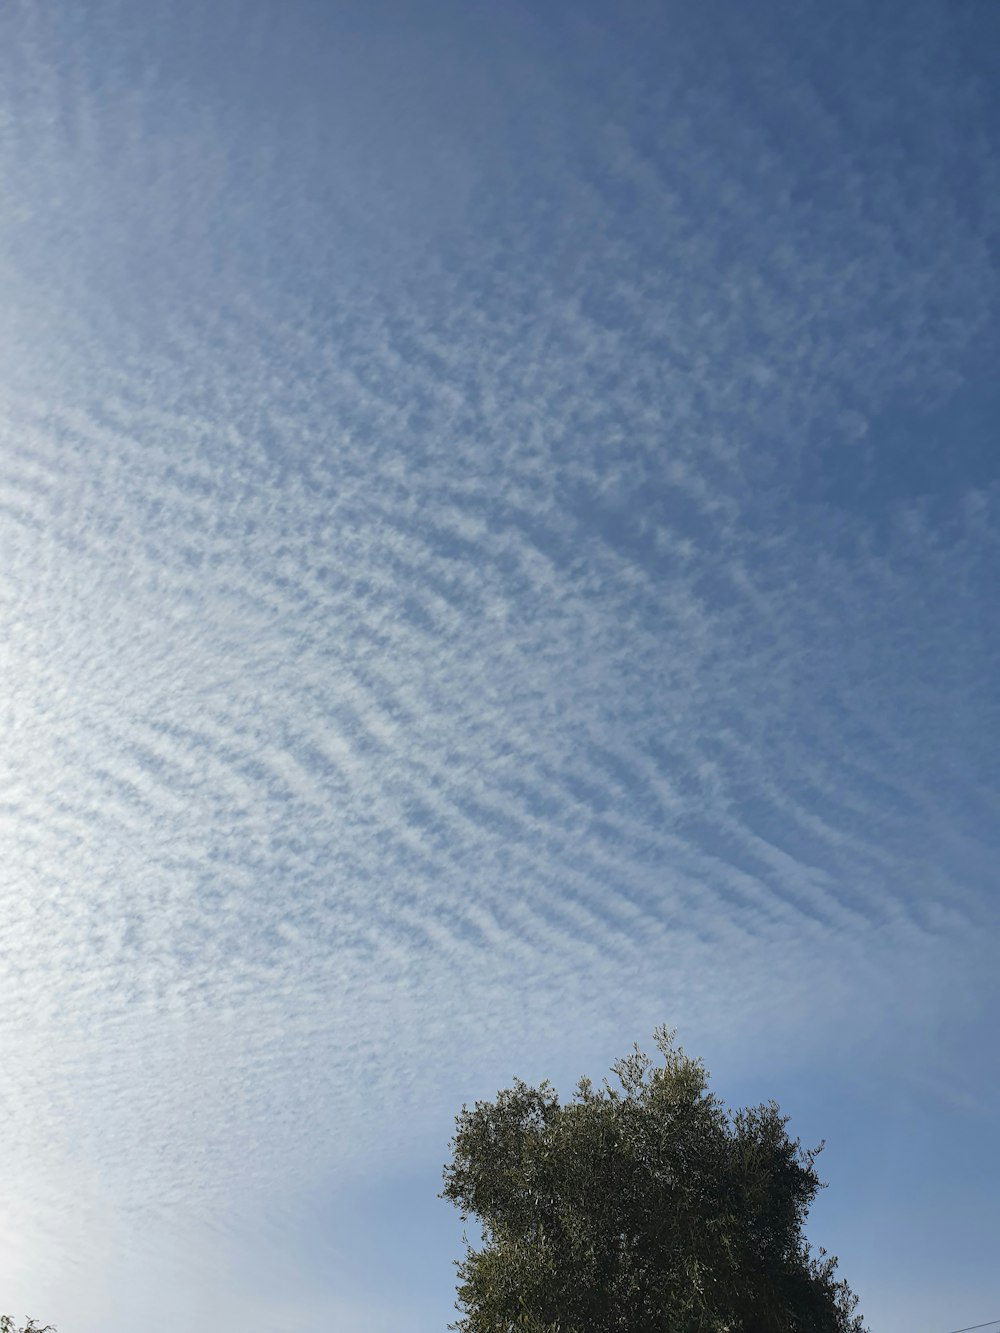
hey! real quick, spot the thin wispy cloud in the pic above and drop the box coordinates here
[0,2,997,1329]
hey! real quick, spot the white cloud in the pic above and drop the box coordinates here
[0,1,997,1328]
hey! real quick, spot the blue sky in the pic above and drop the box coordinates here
[0,1,998,1329]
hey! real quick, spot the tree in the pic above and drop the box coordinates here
[0,1320,56,1333]
[441,1028,865,1333]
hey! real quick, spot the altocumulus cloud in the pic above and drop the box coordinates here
[0,1,998,1329]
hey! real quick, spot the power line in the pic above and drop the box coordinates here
[939,1322,1000,1333]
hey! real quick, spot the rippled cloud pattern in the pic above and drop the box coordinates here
[0,2,998,1329]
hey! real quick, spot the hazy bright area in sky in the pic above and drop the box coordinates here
[0,1,998,1330]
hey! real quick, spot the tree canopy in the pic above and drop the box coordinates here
[442,1028,865,1332]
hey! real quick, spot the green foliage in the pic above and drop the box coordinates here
[442,1028,865,1333]
[0,1319,56,1333]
